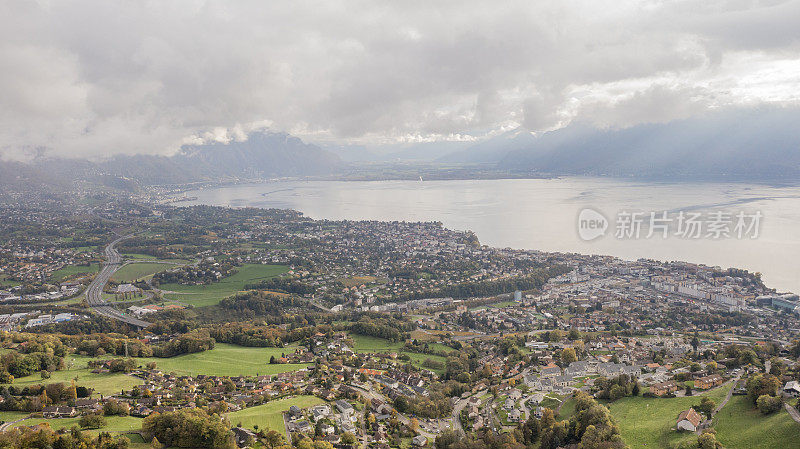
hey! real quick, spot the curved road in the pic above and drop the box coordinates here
[85,235,151,328]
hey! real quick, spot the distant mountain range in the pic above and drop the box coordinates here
[0,132,343,190]
[99,132,342,184]
[444,108,800,181]
[3,108,799,193]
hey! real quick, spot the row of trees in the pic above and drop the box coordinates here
[151,332,216,358]
[594,374,640,401]
[393,391,453,419]
[142,408,235,449]
[0,350,64,379]
[398,266,570,302]
[0,427,130,449]
[522,391,627,449]
[349,316,412,342]
[208,321,287,347]
[244,277,316,295]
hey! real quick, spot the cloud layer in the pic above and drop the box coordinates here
[1,0,799,159]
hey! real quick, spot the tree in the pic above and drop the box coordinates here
[142,409,235,449]
[79,414,107,429]
[264,430,285,448]
[68,380,78,404]
[560,348,577,365]
[694,397,716,418]
[746,374,781,405]
[609,384,626,401]
[104,399,130,416]
[756,394,783,414]
[340,432,356,444]
[697,430,724,449]
[39,389,49,407]
[522,413,541,444]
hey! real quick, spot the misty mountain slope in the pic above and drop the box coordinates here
[384,141,473,162]
[437,128,538,164]
[98,132,343,184]
[496,109,800,179]
[0,131,343,188]
[322,144,380,162]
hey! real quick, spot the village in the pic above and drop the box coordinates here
[0,201,798,449]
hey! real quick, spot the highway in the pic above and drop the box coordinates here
[85,235,151,328]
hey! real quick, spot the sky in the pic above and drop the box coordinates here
[1,0,799,160]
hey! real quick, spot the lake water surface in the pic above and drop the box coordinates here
[183,178,800,293]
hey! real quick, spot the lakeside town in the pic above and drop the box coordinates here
[0,197,798,449]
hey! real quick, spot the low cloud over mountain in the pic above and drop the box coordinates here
[444,107,800,181]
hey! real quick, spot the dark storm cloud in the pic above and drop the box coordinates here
[1,0,799,159]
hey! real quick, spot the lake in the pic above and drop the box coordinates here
[183,177,800,293]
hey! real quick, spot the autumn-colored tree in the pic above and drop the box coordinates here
[561,347,578,365]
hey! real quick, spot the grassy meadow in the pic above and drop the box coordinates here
[160,264,289,307]
[350,334,448,374]
[11,354,142,397]
[10,415,143,434]
[227,395,325,433]
[713,395,800,449]
[607,383,732,448]
[111,262,172,283]
[49,263,99,282]
[136,343,307,377]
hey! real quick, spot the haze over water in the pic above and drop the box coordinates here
[184,178,800,293]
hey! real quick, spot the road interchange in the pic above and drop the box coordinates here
[85,234,151,328]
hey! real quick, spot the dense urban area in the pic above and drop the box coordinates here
[0,189,798,449]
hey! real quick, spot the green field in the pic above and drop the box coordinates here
[557,396,576,419]
[351,335,405,353]
[713,395,800,449]
[14,345,309,397]
[111,262,173,283]
[10,415,142,434]
[123,433,149,449]
[540,394,565,411]
[12,355,142,396]
[160,264,289,307]
[489,300,518,308]
[123,253,192,264]
[0,411,30,423]
[50,263,99,282]
[0,276,22,288]
[136,343,307,377]
[122,253,157,260]
[427,342,458,354]
[227,395,325,433]
[607,383,732,449]
[351,335,447,374]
